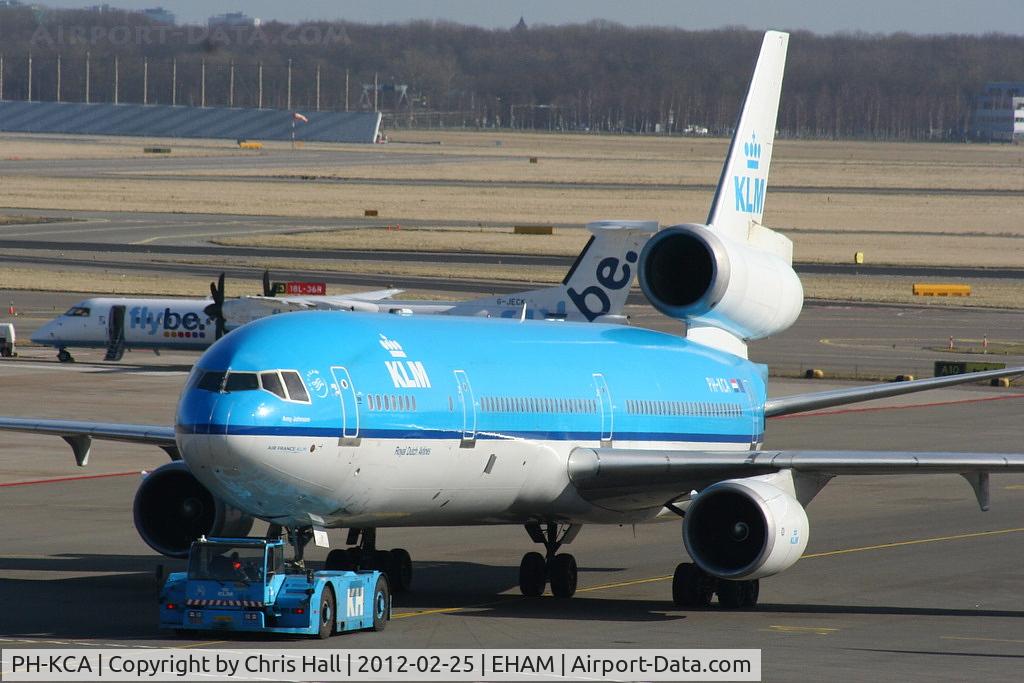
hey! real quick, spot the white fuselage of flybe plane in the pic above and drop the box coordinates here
[176,311,764,530]
[32,297,215,350]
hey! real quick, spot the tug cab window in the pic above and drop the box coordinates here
[64,306,91,317]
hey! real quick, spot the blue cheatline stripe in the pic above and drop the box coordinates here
[33,338,209,350]
[175,423,761,444]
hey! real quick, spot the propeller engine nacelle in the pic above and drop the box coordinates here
[638,224,803,340]
[683,477,809,580]
[132,461,254,558]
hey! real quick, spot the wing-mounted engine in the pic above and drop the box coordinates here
[683,476,808,580]
[133,461,254,558]
[638,223,803,342]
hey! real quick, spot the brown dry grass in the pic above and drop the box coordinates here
[169,133,1024,192]
[0,132,263,160]
[214,226,594,256]
[799,273,1023,308]
[2,131,1024,296]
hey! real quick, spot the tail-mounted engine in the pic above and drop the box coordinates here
[683,477,809,580]
[638,223,803,340]
[133,461,254,558]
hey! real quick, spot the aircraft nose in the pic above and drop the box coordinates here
[30,320,56,343]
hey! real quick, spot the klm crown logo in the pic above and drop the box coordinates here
[744,133,762,170]
[378,334,406,358]
[733,131,766,215]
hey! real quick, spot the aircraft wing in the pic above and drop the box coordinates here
[764,365,1024,417]
[567,447,1024,513]
[0,417,177,465]
[340,289,404,302]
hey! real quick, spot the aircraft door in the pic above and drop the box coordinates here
[454,369,476,446]
[593,373,612,444]
[104,305,127,361]
[741,379,761,450]
[107,305,125,344]
[330,366,360,441]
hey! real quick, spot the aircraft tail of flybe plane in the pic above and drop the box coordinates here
[4,30,1024,615]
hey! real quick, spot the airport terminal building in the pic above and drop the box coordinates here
[971,82,1024,142]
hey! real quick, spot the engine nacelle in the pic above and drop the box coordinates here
[683,477,809,580]
[133,461,254,558]
[638,223,803,340]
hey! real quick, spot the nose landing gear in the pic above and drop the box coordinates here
[518,522,581,598]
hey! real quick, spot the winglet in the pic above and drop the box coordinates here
[706,31,789,244]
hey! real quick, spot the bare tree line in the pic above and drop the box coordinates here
[1,6,1021,139]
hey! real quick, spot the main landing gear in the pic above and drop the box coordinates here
[672,562,759,610]
[518,522,581,598]
[323,528,413,593]
[57,348,75,363]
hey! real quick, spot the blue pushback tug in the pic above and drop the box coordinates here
[159,537,390,638]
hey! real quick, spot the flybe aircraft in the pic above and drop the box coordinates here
[3,31,1023,610]
[29,221,653,362]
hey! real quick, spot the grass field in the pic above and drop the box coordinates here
[1,131,1022,306]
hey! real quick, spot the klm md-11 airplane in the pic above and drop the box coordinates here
[3,32,1023,610]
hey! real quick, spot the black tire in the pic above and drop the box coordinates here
[57,349,73,363]
[672,562,714,608]
[518,551,547,597]
[325,549,355,571]
[371,574,390,631]
[388,548,413,593]
[716,579,759,610]
[549,553,578,598]
[317,587,336,639]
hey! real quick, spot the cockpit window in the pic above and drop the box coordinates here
[224,372,259,392]
[196,371,226,392]
[259,372,287,399]
[281,371,310,403]
[64,306,90,317]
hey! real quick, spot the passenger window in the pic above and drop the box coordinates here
[281,371,310,402]
[225,372,259,392]
[197,371,226,392]
[260,372,287,399]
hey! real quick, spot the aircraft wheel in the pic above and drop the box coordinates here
[316,587,336,639]
[549,553,578,598]
[388,548,413,593]
[518,551,547,597]
[672,562,714,608]
[57,349,74,363]
[716,579,759,609]
[325,549,354,571]
[371,574,390,631]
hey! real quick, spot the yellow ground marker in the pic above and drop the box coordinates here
[942,635,1024,645]
[765,625,838,636]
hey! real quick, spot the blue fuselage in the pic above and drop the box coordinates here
[175,312,767,528]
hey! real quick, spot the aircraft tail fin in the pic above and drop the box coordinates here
[706,30,790,262]
[530,220,656,322]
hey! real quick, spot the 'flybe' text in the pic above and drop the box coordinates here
[568,250,638,322]
[129,306,207,335]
